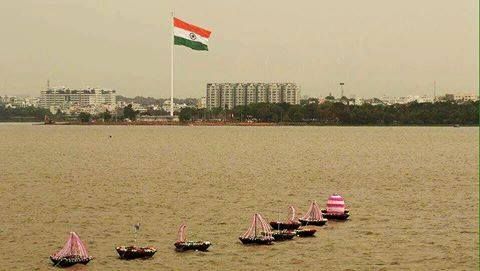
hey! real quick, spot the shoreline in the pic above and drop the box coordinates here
[32,121,478,127]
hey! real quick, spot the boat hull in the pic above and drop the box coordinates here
[239,237,273,245]
[295,228,316,237]
[50,256,92,267]
[175,241,211,252]
[321,209,350,220]
[116,246,156,260]
[299,218,328,226]
[269,221,301,230]
[272,231,295,241]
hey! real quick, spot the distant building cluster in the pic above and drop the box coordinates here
[444,93,479,102]
[0,95,39,108]
[39,87,117,114]
[313,93,479,106]
[0,86,477,117]
[206,83,300,109]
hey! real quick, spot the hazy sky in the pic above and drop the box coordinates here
[0,0,478,98]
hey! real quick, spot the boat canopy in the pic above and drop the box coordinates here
[51,232,90,259]
[326,194,346,213]
[287,205,299,224]
[241,213,272,239]
[301,201,324,220]
[177,224,187,243]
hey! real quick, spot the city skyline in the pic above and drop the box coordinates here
[0,1,478,98]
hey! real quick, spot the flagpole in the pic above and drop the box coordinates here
[170,11,174,117]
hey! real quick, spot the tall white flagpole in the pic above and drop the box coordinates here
[170,11,174,117]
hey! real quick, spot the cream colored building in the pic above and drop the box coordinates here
[206,82,300,109]
[39,87,116,109]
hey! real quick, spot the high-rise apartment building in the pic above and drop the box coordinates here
[206,83,300,109]
[39,87,116,109]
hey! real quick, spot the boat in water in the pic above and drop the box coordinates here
[174,223,211,252]
[50,232,93,267]
[271,229,295,241]
[294,228,317,237]
[321,194,350,220]
[299,200,328,226]
[269,206,302,230]
[116,223,157,260]
[239,213,274,245]
[116,246,157,259]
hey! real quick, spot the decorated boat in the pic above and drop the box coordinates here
[295,228,317,237]
[116,246,157,259]
[174,223,211,252]
[271,229,295,241]
[116,223,157,260]
[299,200,328,226]
[269,206,302,230]
[321,194,350,220]
[239,213,274,245]
[50,232,93,267]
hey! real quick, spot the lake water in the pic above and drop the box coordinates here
[0,124,478,270]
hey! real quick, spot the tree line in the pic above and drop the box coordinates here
[1,101,478,125]
[0,106,51,122]
[179,101,479,125]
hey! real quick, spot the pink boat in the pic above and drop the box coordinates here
[298,200,328,226]
[239,213,274,245]
[321,194,350,220]
[269,206,302,230]
[50,232,93,267]
[174,223,211,252]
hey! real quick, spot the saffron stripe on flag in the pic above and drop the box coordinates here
[174,18,211,38]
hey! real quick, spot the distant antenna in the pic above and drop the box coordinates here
[433,80,436,101]
[47,79,50,90]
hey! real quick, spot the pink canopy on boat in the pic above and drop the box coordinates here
[326,194,346,214]
[177,224,187,243]
[287,205,299,224]
[241,213,272,239]
[51,232,90,259]
[301,201,324,220]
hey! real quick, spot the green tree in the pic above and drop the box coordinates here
[100,110,112,122]
[78,112,92,123]
[179,107,194,122]
[123,104,138,121]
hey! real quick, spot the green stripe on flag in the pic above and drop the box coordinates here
[174,36,208,51]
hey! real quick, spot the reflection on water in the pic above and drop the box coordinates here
[0,125,478,270]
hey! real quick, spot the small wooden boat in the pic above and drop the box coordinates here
[321,194,350,220]
[269,206,301,230]
[116,223,156,260]
[295,228,317,237]
[299,200,328,226]
[50,255,92,267]
[116,246,157,259]
[174,224,211,252]
[50,232,93,267]
[239,213,274,245]
[271,230,295,241]
[321,209,350,220]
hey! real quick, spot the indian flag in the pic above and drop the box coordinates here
[174,17,211,51]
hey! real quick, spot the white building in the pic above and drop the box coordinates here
[39,87,117,110]
[206,82,300,109]
[451,93,479,102]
